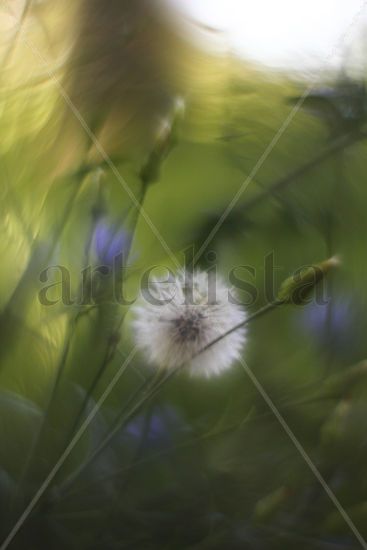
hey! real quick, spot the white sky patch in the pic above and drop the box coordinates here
[170,0,367,70]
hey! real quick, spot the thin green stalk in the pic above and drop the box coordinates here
[61,339,118,452]
[0,174,86,321]
[241,132,364,214]
[53,113,180,491]
[58,366,167,495]
[323,150,345,375]
[61,176,150,446]
[14,176,103,497]
[199,300,282,355]
[12,316,76,508]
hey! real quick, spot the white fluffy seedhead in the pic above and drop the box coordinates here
[132,270,246,377]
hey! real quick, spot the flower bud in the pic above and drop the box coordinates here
[277,256,340,305]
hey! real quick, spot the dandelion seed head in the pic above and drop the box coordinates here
[132,270,246,377]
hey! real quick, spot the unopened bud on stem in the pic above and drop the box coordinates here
[276,256,340,305]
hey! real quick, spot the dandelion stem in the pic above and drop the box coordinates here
[57,300,283,495]
[198,300,283,357]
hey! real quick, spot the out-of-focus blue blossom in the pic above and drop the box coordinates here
[123,405,188,452]
[93,220,130,266]
[300,298,362,359]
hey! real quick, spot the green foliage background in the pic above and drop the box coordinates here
[0,1,367,548]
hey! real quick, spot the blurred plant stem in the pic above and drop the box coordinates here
[12,200,102,503]
[59,108,181,451]
[12,317,77,504]
[12,172,108,502]
[0,171,86,326]
[323,150,346,375]
[241,131,365,214]
[4,100,180,507]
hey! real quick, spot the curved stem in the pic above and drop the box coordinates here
[58,366,167,495]
[198,300,282,356]
[241,132,362,214]
[12,317,76,508]
[61,177,150,448]
[57,300,283,496]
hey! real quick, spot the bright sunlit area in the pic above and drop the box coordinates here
[171,0,367,70]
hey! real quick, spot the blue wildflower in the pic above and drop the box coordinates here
[300,297,362,359]
[123,405,187,452]
[93,220,130,267]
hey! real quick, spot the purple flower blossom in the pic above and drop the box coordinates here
[93,220,130,266]
[123,405,187,451]
[300,298,361,358]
